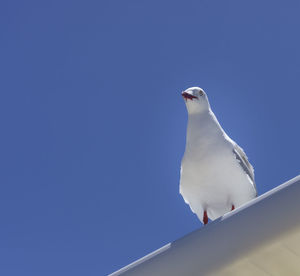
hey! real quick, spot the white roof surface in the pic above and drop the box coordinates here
[110,175,300,276]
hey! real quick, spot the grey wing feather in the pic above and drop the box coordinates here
[232,143,256,190]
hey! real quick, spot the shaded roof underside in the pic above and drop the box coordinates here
[111,175,300,276]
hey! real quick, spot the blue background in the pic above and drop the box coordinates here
[1,1,300,275]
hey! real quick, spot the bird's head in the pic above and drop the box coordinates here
[181,87,210,114]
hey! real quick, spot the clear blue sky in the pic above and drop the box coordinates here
[1,1,300,275]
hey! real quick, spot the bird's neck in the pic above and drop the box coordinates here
[185,110,225,150]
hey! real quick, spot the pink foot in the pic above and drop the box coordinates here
[231,204,235,211]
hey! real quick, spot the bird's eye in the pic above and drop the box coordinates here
[199,90,204,96]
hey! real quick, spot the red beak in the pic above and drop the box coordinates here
[182,92,198,101]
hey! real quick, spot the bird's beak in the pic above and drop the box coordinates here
[182,91,198,101]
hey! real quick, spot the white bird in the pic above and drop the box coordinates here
[180,87,257,225]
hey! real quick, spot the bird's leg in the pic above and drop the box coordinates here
[231,204,235,211]
[203,210,208,225]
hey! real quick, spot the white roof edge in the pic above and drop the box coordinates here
[109,243,172,276]
[109,175,300,276]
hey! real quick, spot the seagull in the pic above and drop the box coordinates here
[180,87,257,225]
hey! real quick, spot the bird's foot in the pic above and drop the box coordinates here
[203,210,208,225]
[231,204,235,211]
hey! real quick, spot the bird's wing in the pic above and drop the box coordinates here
[232,143,256,191]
